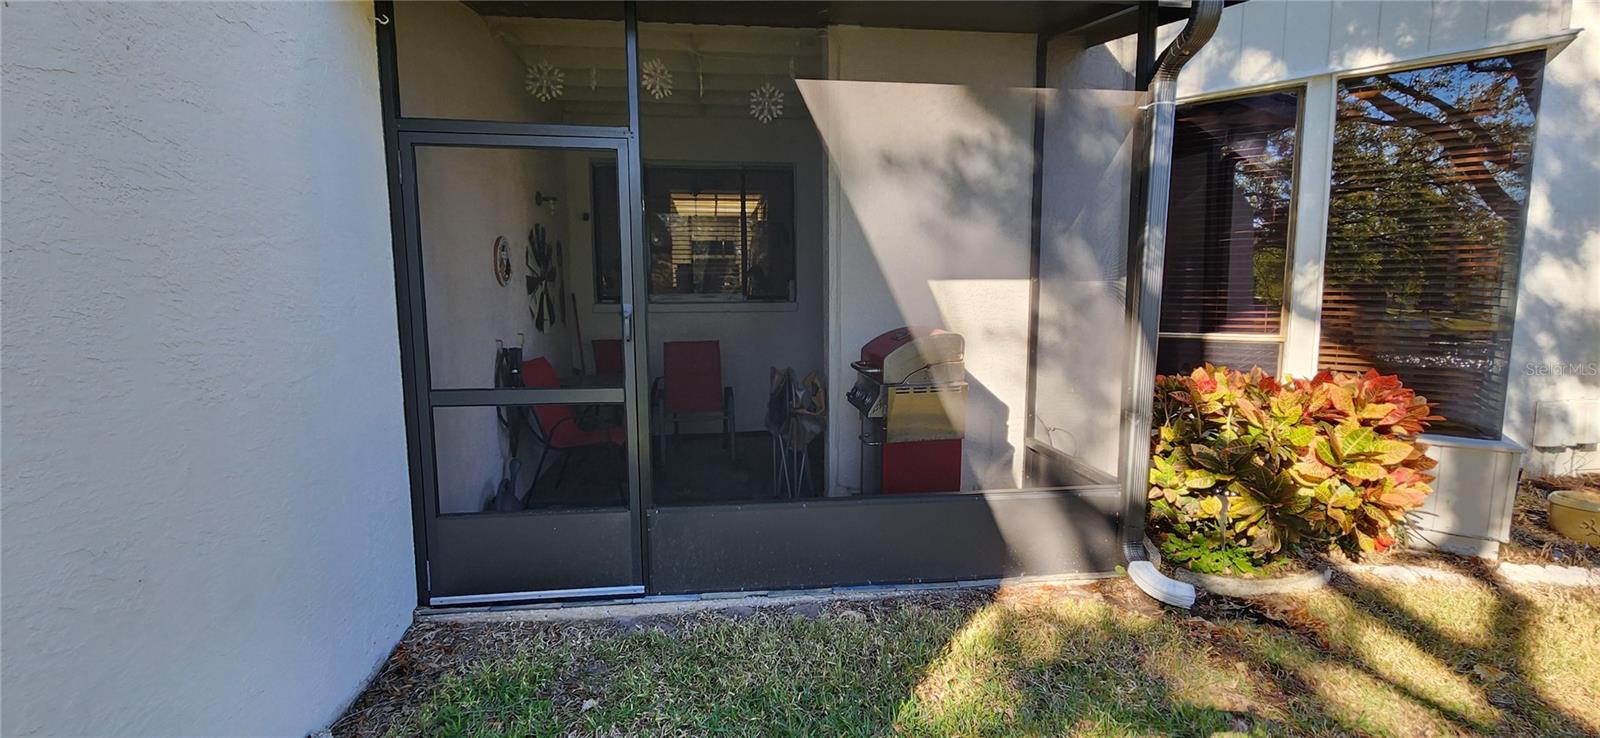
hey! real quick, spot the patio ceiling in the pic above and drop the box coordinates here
[466,1,1219,42]
[466,1,1230,122]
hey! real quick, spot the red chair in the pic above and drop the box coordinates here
[655,341,735,460]
[592,339,624,377]
[521,357,626,497]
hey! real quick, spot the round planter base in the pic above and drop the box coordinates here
[1548,490,1600,546]
[1171,566,1331,597]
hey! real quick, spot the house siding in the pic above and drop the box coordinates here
[1152,0,1600,548]
[1,3,414,735]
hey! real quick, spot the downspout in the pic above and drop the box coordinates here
[1117,0,1223,609]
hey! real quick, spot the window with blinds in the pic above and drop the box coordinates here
[593,164,795,303]
[1156,91,1300,377]
[1319,52,1544,440]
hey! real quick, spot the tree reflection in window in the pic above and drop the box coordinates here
[1319,52,1544,439]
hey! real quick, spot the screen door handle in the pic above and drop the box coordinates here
[621,303,634,343]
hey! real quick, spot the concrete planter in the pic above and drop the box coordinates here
[1171,566,1332,597]
[1548,490,1600,546]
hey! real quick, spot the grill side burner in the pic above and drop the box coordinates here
[847,327,966,494]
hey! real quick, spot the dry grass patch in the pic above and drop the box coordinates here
[334,575,1599,737]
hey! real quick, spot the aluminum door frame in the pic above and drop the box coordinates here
[397,131,649,605]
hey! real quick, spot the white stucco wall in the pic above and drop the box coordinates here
[812,26,1039,494]
[2,3,414,736]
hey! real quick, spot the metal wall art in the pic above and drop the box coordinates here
[641,58,673,99]
[749,82,784,123]
[524,61,565,102]
[491,236,512,286]
[525,225,561,332]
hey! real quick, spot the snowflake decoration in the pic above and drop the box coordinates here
[641,58,673,99]
[749,82,784,123]
[524,62,565,102]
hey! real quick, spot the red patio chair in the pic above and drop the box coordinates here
[655,340,735,460]
[521,357,626,497]
[592,338,624,377]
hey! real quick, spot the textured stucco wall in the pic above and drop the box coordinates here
[2,3,414,736]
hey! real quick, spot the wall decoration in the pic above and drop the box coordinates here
[524,61,565,102]
[749,82,784,123]
[556,240,568,326]
[491,236,512,286]
[525,225,558,332]
[642,57,674,99]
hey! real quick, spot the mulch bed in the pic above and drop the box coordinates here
[1502,472,1600,567]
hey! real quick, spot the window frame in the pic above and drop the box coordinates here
[592,161,798,306]
[1156,85,1308,378]
[1312,50,1545,441]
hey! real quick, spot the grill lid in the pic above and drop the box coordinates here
[858,326,964,386]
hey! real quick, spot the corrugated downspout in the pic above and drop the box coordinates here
[1118,0,1223,609]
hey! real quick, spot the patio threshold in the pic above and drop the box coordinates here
[414,571,1115,624]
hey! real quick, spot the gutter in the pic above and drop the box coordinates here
[1116,0,1223,609]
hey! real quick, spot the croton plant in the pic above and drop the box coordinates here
[1147,365,1440,574]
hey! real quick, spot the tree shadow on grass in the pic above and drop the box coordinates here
[1316,558,1600,737]
[332,574,1599,738]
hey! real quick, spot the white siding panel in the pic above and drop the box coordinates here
[1487,0,1565,39]
[1284,1,1337,77]
[1329,0,1386,69]
[1379,0,1435,59]
[1176,0,1574,99]
[1238,0,1291,82]
[1430,0,1492,51]
[1180,2,1245,95]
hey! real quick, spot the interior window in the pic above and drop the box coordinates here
[1156,91,1300,376]
[593,165,796,303]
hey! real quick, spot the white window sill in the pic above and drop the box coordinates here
[592,301,798,314]
[1418,433,1526,454]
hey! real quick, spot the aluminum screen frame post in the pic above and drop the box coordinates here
[1116,0,1223,608]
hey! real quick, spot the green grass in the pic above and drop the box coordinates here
[342,574,1600,737]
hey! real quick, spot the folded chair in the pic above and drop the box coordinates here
[521,357,626,499]
[654,340,735,460]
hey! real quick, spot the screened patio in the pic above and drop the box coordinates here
[380,0,1223,603]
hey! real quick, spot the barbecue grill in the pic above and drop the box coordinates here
[846,326,966,494]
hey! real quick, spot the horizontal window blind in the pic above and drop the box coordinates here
[593,164,795,302]
[1156,337,1282,377]
[647,169,743,297]
[1160,92,1299,338]
[1318,52,1544,439]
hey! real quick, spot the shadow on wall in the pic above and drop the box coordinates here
[811,81,1037,494]
[783,71,1136,573]
[801,52,1145,487]
[1508,3,1600,473]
